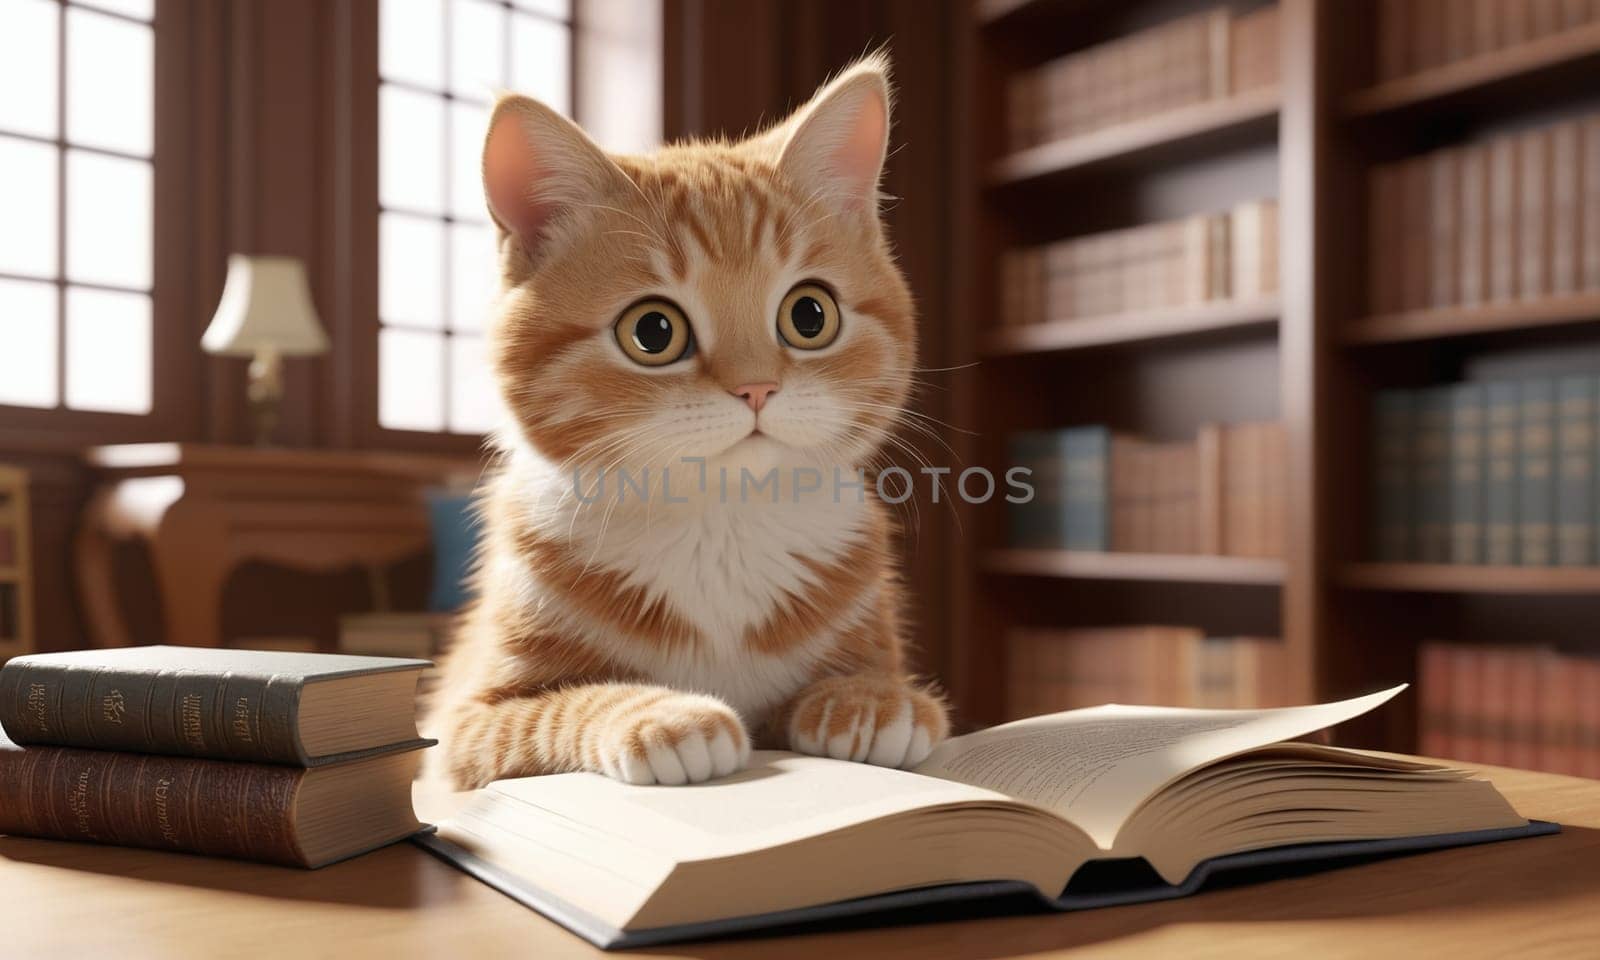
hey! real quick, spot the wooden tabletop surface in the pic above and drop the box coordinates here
[4,760,1599,959]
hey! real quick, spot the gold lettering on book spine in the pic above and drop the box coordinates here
[67,770,94,838]
[24,682,49,734]
[180,693,205,751]
[153,778,178,843]
[231,697,253,743]
[101,689,127,725]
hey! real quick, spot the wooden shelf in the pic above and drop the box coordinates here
[1342,294,1600,345]
[1346,21,1600,116]
[983,549,1285,586]
[982,298,1279,356]
[1341,563,1600,596]
[977,0,1102,27]
[987,86,1280,187]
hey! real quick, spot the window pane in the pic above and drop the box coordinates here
[380,212,444,328]
[67,151,152,289]
[450,0,506,100]
[0,136,58,278]
[66,286,151,414]
[511,15,570,115]
[449,334,499,433]
[380,85,445,214]
[0,279,59,409]
[0,0,58,138]
[66,8,153,157]
[450,101,490,220]
[511,0,570,19]
[380,0,444,88]
[450,222,498,332]
[380,328,445,431]
[73,0,154,20]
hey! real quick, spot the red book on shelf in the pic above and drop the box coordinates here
[1419,643,1453,759]
[1506,649,1541,770]
[1452,645,1487,763]
[1538,649,1580,775]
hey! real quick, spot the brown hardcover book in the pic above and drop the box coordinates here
[1419,642,1453,759]
[1501,0,1531,45]
[1579,654,1600,779]
[1411,0,1446,71]
[1369,164,1403,314]
[1489,135,1521,301]
[1006,74,1037,152]
[1473,0,1501,54]
[1476,647,1512,766]
[0,734,423,867]
[1459,143,1492,305]
[0,645,431,765]
[1539,649,1579,774]
[1430,149,1461,307]
[1378,0,1413,80]
[1506,649,1541,770]
[1528,0,1562,35]
[1451,646,1485,761]
[1448,0,1478,60]
[1402,156,1433,310]
[1584,118,1600,291]
[1561,0,1591,27]
[1196,424,1225,554]
[1551,121,1582,295]
[1518,128,1553,301]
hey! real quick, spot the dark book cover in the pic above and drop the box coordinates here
[1516,379,1557,566]
[1555,376,1595,566]
[1412,388,1452,562]
[1449,383,1487,564]
[1485,381,1521,564]
[1373,390,1415,561]
[1063,427,1111,551]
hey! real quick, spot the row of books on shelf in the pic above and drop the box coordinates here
[1005,4,1279,153]
[1007,421,1286,557]
[1000,200,1278,326]
[1419,641,1600,778]
[1373,375,1600,565]
[1006,627,1287,720]
[1368,111,1600,317]
[1376,0,1600,84]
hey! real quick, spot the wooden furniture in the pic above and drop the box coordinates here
[0,465,34,662]
[0,759,1595,957]
[75,444,478,649]
[956,0,1600,752]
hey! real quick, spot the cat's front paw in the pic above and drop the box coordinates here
[597,693,750,785]
[787,675,949,769]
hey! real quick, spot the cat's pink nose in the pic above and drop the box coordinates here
[732,382,779,413]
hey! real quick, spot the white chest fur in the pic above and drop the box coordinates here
[511,454,875,718]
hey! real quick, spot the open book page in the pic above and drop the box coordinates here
[466,750,1017,864]
[912,685,1406,849]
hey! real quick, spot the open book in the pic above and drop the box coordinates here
[417,687,1556,948]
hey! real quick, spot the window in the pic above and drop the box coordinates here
[0,0,154,416]
[377,0,572,436]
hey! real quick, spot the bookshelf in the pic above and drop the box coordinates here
[956,0,1600,757]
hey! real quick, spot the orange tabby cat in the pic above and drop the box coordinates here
[430,54,949,789]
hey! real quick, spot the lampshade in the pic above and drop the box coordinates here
[201,255,329,357]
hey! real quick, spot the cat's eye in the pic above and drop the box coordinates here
[615,299,694,367]
[777,282,841,350]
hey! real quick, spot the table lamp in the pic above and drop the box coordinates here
[201,255,329,445]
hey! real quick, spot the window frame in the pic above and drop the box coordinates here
[357,0,580,452]
[0,0,196,452]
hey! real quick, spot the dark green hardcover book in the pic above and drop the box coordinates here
[1556,376,1596,566]
[1517,379,1557,566]
[1449,384,1487,564]
[1062,427,1111,551]
[1412,388,1452,563]
[1372,390,1415,562]
[1007,432,1062,548]
[1485,382,1521,565]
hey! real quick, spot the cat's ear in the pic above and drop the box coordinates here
[776,54,893,217]
[482,95,630,258]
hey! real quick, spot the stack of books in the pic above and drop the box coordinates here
[1006,627,1287,720]
[1372,375,1600,565]
[1005,4,1280,153]
[0,646,433,867]
[1000,201,1278,327]
[1420,641,1600,777]
[1376,0,1600,84]
[1367,112,1600,317]
[1008,421,1287,558]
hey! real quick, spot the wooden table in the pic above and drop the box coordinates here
[3,761,1598,958]
[74,443,479,649]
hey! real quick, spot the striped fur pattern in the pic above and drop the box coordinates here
[429,55,949,788]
